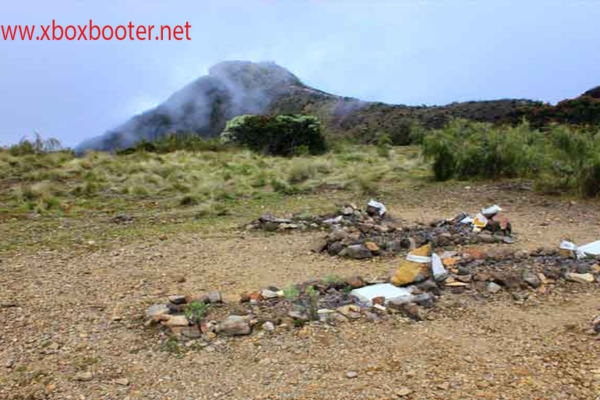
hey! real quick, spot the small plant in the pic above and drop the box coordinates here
[376,133,392,158]
[184,301,207,326]
[160,336,184,356]
[322,274,343,285]
[283,285,300,302]
[306,286,320,321]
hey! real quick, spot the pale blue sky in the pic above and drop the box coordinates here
[1,0,599,147]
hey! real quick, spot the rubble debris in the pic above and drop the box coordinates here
[111,214,134,224]
[560,240,600,259]
[391,244,433,286]
[146,246,600,346]
[366,199,387,217]
[350,283,415,306]
[246,203,514,259]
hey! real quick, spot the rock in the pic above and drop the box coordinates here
[327,312,349,324]
[115,378,130,386]
[174,275,186,283]
[5,359,14,369]
[391,244,432,286]
[260,289,278,299]
[168,295,187,305]
[372,296,385,305]
[217,316,251,336]
[327,242,345,256]
[328,228,349,243]
[145,304,170,319]
[262,321,276,332]
[74,371,93,382]
[264,221,280,232]
[163,315,190,327]
[401,303,425,321]
[344,275,366,288]
[337,305,362,319]
[288,311,309,322]
[346,371,358,379]
[514,250,529,260]
[311,239,329,253]
[342,206,355,216]
[339,244,373,259]
[487,282,502,294]
[543,267,562,280]
[185,294,209,304]
[180,325,202,339]
[207,291,223,304]
[435,233,453,246]
[396,387,413,397]
[464,249,487,260]
[566,273,595,284]
[478,232,496,243]
[522,270,542,288]
[364,241,380,254]
[277,223,298,231]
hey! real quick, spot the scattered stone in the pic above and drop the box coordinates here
[345,275,366,288]
[339,244,373,259]
[566,273,595,284]
[396,387,413,397]
[260,289,278,299]
[163,315,190,327]
[487,282,502,294]
[522,270,542,288]
[115,378,130,386]
[262,321,276,332]
[207,291,223,303]
[400,303,425,321]
[346,371,358,379]
[74,371,93,382]
[168,295,187,305]
[145,304,170,319]
[217,316,252,336]
[180,326,202,339]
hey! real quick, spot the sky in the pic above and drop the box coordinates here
[1,0,599,147]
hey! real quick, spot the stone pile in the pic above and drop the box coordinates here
[314,208,513,260]
[245,203,514,259]
[145,246,599,344]
[244,202,390,233]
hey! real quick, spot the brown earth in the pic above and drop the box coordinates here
[2,182,600,399]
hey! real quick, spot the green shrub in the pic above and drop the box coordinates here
[221,115,327,157]
[422,119,543,181]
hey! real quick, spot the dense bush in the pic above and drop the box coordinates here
[116,133,229,155]
[422,119,600,198]
[221,115,327,157]
[508,96,600,128]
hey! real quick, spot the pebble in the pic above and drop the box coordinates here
[487,282,502,294]
[346,371,358,379]
[396,387,413,397]
[74,371,93,382]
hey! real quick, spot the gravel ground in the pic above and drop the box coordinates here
[2,184,600,399]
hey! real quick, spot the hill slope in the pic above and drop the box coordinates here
[77,61,534,152]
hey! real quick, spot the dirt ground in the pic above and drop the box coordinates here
[2,182,600,399]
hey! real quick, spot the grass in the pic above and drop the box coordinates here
[0,145,428,217]
[422,120,600,198]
